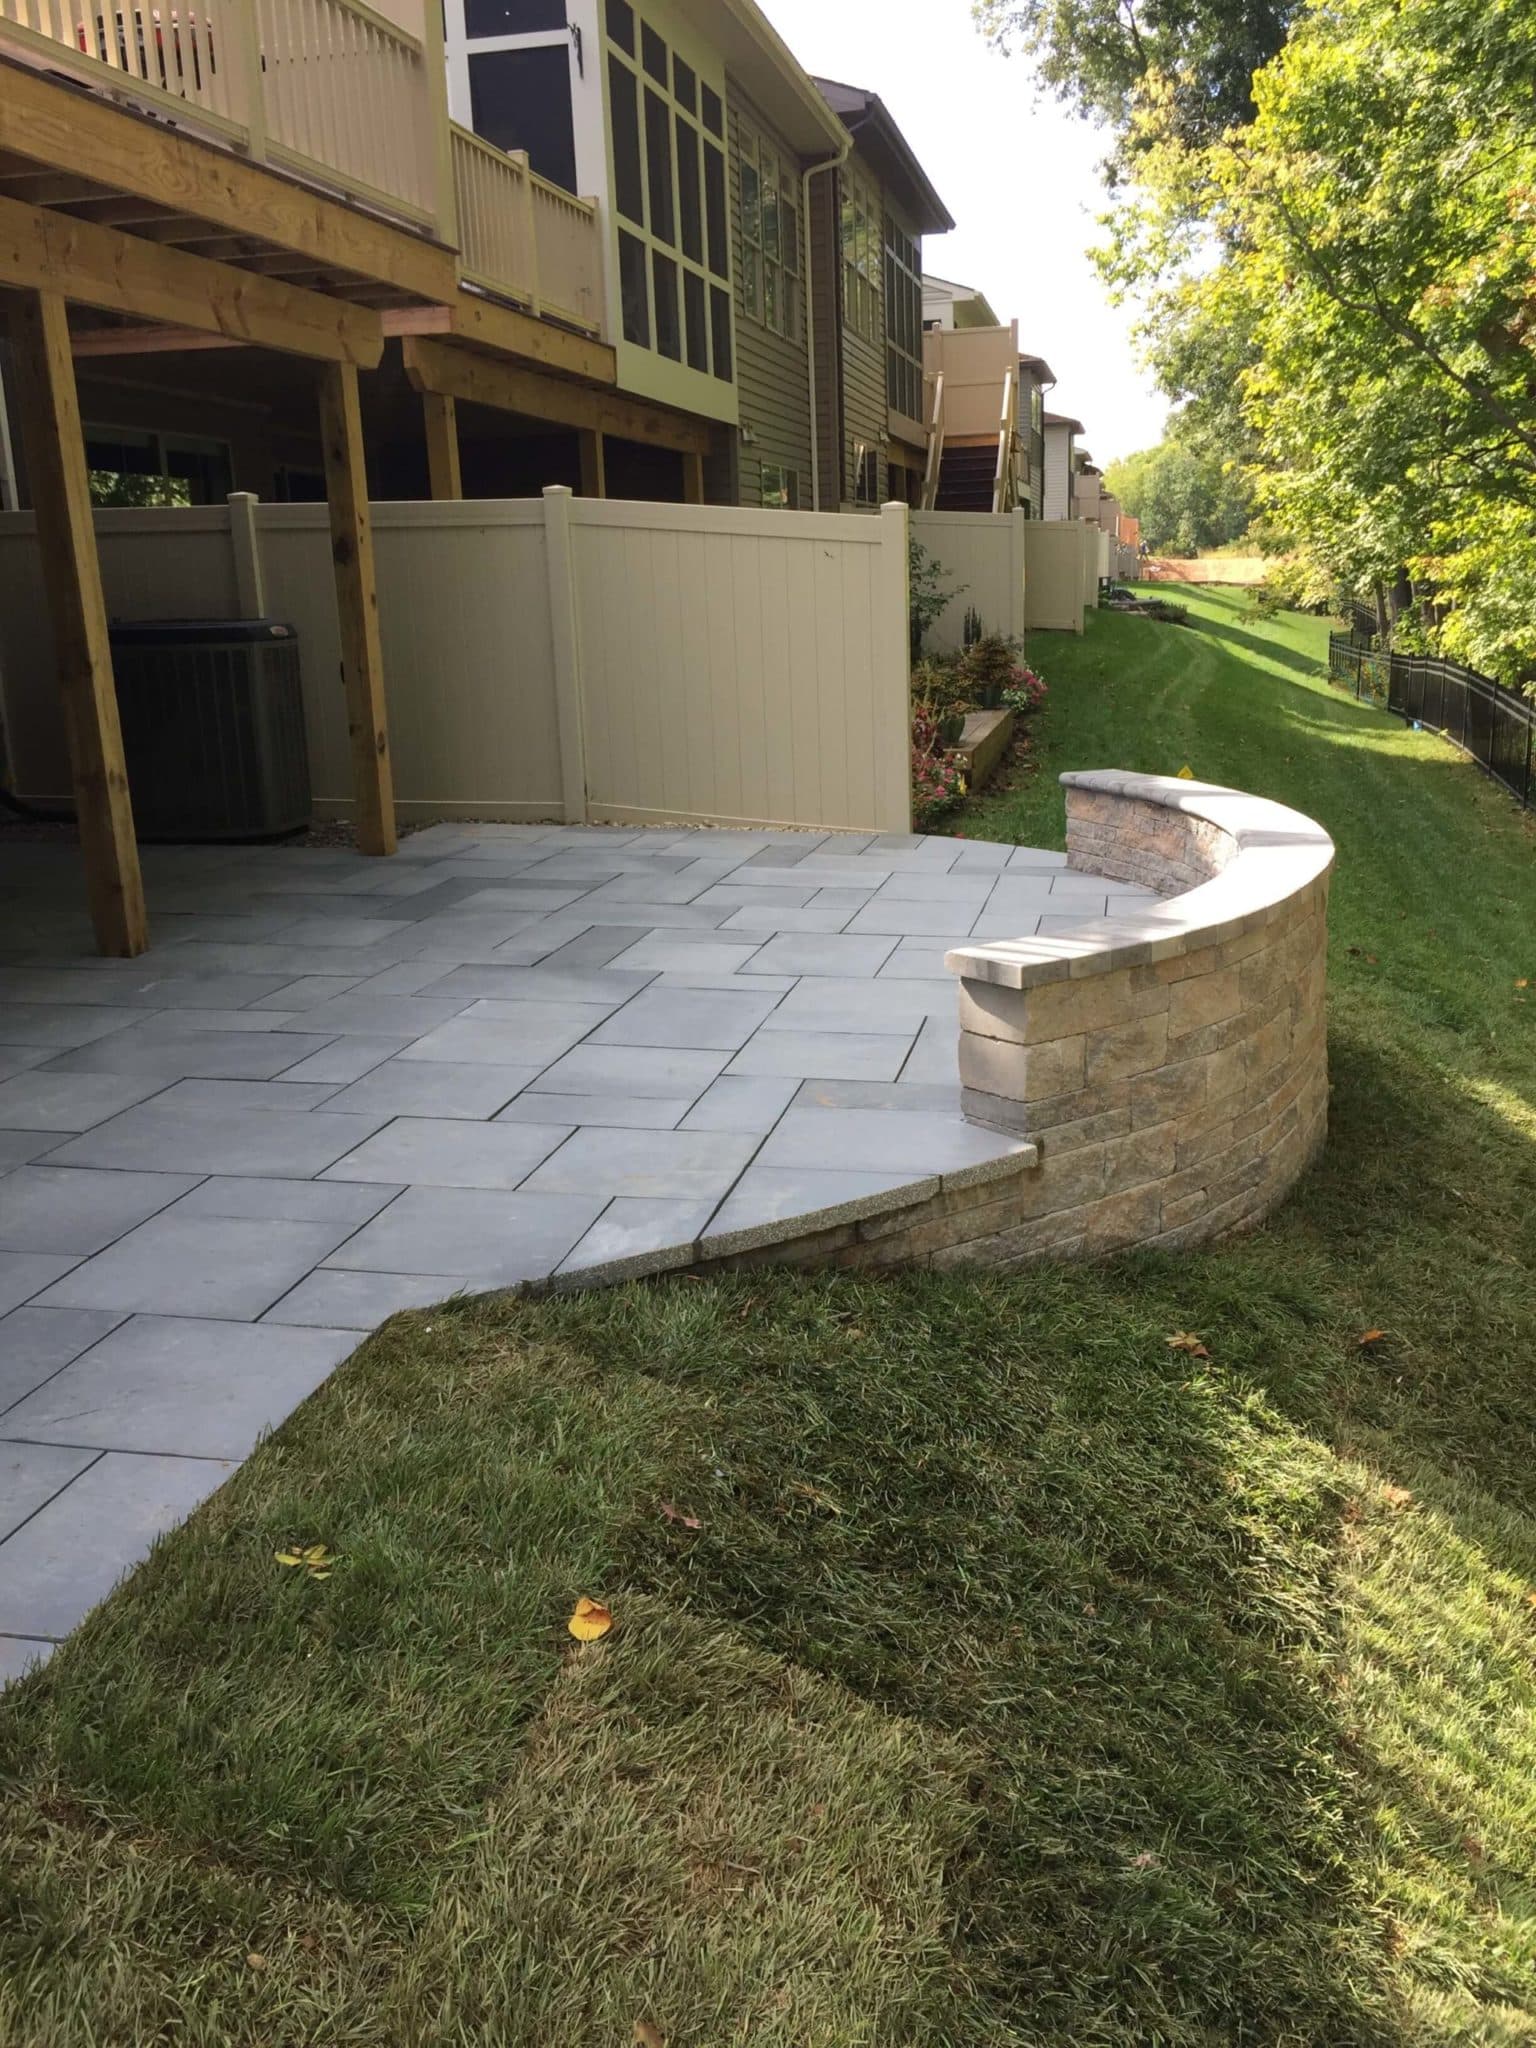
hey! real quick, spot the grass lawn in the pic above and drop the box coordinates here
[4,587,1536,2044]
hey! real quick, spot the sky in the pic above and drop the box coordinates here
[756,0,1169,466]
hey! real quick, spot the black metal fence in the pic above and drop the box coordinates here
[1328,632,1536,808]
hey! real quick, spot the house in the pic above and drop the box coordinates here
[1043,411,1083,520]
[1016,352,1055,519]
[921,274,1000,331]
[808,79,954,511]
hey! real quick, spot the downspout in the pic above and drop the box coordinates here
[803,139,849,513]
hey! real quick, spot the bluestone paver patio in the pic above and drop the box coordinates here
[0,821,1156,1675]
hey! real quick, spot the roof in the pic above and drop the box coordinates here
[676,0,848,158]
[1044,410,1084,434]
[1019,351,1057,385]
[813,78,955,235]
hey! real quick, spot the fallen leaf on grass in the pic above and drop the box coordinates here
[1517,979,1529,990]
[1176,764,1196,780]
[1165,1331,1210,1357]
[660,1503,702,1531]
[246,1953,267,1971]
[634,2024,666,2048]
[568,1596,613,1641]
[275,1543,336,1580]
[1380,1484,1415,1512]
[1357,1328,1389,1348]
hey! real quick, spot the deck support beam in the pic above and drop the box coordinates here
[7,288,147,956]
[400,335,712,455]
[683,451,704,503]
[577,428,605,498]
[423,391,462,500]
[318,361,396,855]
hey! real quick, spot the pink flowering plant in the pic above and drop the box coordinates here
[911,699,969,829]
[1001,666,1048,717]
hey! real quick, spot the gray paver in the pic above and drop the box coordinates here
[275,992,478,1036]
[0,1315,357,1459]
[0,1071,171,1131]
[0,1167,198,1255]
[0,1004,145,1049]
[529,1044,729,1099]
[0,1443,99,1541]
[322,1059,542,1121]
[45,1103,386,1179]
[496,1090,690,1130]
[416,965,656,1005]
[146,1078,344,1114]
[0,1450,234,1640]
[678,1074,800,1134]
[275,1036,412,1084]
[46,1022,338,1081]
[0,1132,60,1168]
[703,1167,922,1244]
[325,1185,605,1281]
[169,1177,402,1225]
[521,1128,759,1201]
[557,1197,718,1277]
[262,1268,508,1328]
[0,1047,53,1081]
[35,1211,367,1321]
[590,986,781,1050]
[398,998,614,1066]
[756,1106,1027,1177]
[727,1030,915,1083]
[0,1306,126,1411]
[0,1254,81,1315]
[322,1116,573,1190]
[740,933,898,977]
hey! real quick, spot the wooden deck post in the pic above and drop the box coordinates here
[318,360,396,855]
[422,390,462,500]
[577,428,605,498]
[7,289,147,956]
[682,451,704,503]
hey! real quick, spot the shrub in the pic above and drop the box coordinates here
[956,634,1020,709]
[910,540,965,662]
[1000,667,1048,718]
[911,700,969,828]
[912,660,968,747]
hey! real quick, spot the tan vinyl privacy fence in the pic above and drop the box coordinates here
[909,507,1027,655]
[1023,521,1093,633]
[0,490,914,833]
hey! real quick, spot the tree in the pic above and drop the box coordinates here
[1105,436,1253,554]
[1095,0,1536,683]
[975,0,1295,156]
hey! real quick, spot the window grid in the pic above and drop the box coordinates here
[737,119,800,340]
[760,462,798,510]
[604,0,733,384]
[840,171,880,342]
[884,216,923,423]
[850,438,880,506]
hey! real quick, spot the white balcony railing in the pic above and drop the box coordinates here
[450,124,602,336]
[0,0,447,234]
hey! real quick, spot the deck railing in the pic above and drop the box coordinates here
[450,125,602,335]
[0,0,449,234]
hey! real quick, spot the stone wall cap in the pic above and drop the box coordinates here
[947,770,1334,991]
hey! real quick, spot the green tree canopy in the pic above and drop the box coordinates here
[1105,436,1253,555]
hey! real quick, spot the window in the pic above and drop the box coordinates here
[851,438,880,506]
[884,215,923,424]
[760,463,798,510]
[738,121,799,339]
[464,0,564,32]
[604,3,732,383]
[469,45,577,193]
[85,425,231,507]
[840,174,880,341]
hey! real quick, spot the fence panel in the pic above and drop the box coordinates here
[567,496,911,833]
[1330,633,1534,807]
[1022,522,1088,634]
[256,501,562,821]
[909,508,1025,654]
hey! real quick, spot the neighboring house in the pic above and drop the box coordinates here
[1016,352,1055,518]
[808,79,954,511]
[921,273,1000,331]
[1043,411,1083,520]
[1075,459,1104,528]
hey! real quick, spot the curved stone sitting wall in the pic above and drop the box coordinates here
[637,771,1333,1287]
[946,770,1334,1258]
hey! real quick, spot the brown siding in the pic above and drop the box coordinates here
[716,87,812,510]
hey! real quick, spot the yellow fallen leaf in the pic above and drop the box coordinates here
[1165,1331,1210,1358]
[568,1596,613,1642]
[1358,1328,1388,1348]
[246,1952,268,1971]
[1176,764,1196,779]
[274,1551,304,1568]
[1380,1484,1415,1512]
[1517,979,1529,990]
[634,2024,666,2048]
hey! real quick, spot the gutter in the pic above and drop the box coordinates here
[802,139,850,512]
